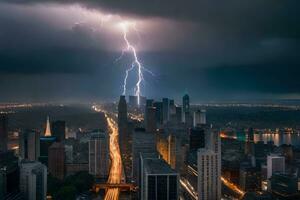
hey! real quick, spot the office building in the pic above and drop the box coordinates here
[129,95,138,107]
[197,148,221,200]
[20,161,47,200]
[267,154,285,179]
[0,115,8,152]
[239,165,261,192]
[51,120,66,142]
[200,109,206,125]
[182,94,190,123]
[139,152,159,199]
[193,110,201,127]
[189,128,205,151]
[162,98,170,124]
[89,132,109,178]
[132,128,156,182]
[39,136,57,166]
[153,102,163,125]
[175,106,182,124]
[118,95,131,179]
[48,142,65,180]
[141,157,179,200]
[145,107,157,133]
[19,130,40,161]
[270,173,299,199]
[169,99,176,116]
[0,151,19,199]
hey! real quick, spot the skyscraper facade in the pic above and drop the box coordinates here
[153,102,163,126]
[162,98,170,124]
[19,130,40,161]
[197,148,221,200]
[132,128,156,183]
[118,95,131,179]
[0,115,8,152]
[51,120,66,142]
[88,132,109,178]
[0,151,19,199]
[182,94,190,123]
[48,142,65,180]
[20,161,47,200]
[145,107,157,133]
[267,154,285,179]
[141,157,179,200]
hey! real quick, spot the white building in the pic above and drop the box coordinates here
[89,131,109,178]
[267,154,285,179]
[20,161,47,200]
[193,110,206,127]
[197,148,221,200]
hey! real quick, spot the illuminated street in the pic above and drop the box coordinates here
[104,114,122,200]
[221,176,245,198]
[93,105,123,200]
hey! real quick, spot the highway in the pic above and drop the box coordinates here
[104,114,122,200]
[92,105,123,200]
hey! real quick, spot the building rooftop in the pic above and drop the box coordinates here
[144,158,178,175]
[49,142,64,149]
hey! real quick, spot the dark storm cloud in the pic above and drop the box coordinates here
[6,0,300,38]
[0,0,299,101]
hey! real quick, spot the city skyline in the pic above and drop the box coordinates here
[0,1,299,102]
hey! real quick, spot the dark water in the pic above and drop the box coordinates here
[254,133,300,146]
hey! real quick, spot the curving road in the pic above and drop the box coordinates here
[92,105,123,200]
[104,114,123,200]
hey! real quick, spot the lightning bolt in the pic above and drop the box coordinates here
[122,63,135,95]
[120,22,155,105]
[99,16,155,106]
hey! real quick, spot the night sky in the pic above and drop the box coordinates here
[0,1,299,102]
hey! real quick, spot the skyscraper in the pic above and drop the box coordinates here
[200,109,206,125]
[267,154,285,179]
[162,98,170,124]
[118,95,131,178]
[141,157,179,200]
[118,95,128,134]
[19,130,40,161]
[193,110,201,127]
[197,148,221,200]
[182,94,190,123]
[145,107,157,133]
[175,106,182,124]
[39,136,57,166]
[189,127,205,151]
[153,102,163,125]
[0,151,19,199]
[44,116,52,137]
[89,132,109,178]
[132,128,156,183]
[129,95,138,108]
[0,115,8,152]
[51,120,66,142]
[20,161,47,200]
[48,142,65,180]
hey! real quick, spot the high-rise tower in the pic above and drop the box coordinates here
[44,116,52,137]
[182,94,190,123]
[118,95,130,179]
[0,115,8,152]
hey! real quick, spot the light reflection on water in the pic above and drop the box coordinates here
[254,133,300,146]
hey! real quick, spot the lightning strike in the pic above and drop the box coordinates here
[98,16,155,106]
[119,21,154,105]
[122,64,135,95]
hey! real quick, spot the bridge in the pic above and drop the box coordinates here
[93,183,137,192]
